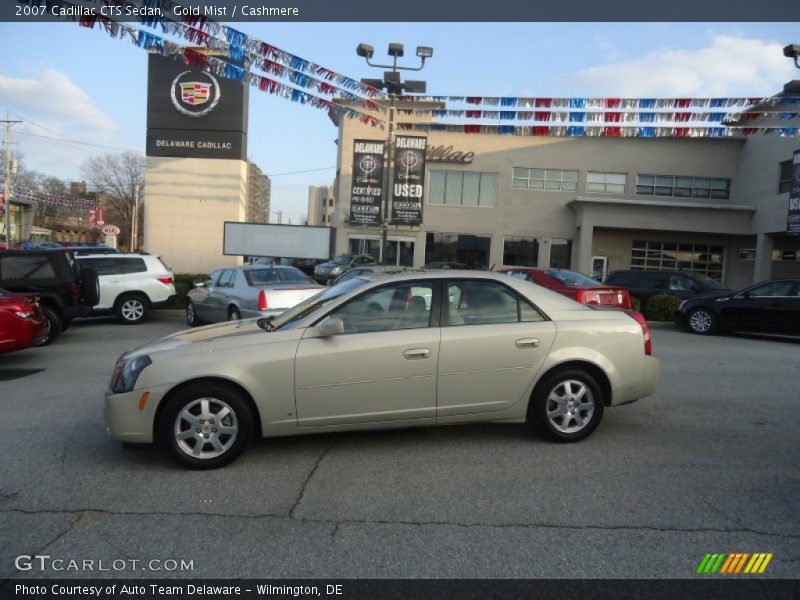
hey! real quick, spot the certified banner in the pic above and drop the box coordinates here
[787,150,800,236]
[391,135,427,225]
[349,139,385,227]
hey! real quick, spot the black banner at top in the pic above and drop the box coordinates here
[787,150,800,236]
[391,136,427,226]
[349,139,385,228]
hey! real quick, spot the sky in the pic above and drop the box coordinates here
[0,21,798,224]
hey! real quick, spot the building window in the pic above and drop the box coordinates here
[631,240,724,280]
[425,232,491,270]
[586,172,626,194]
[779,160,793,194]
[636,174,730,199]
[428,171,497,207]
[549,239,573,268]
[512,168,578,192]
[738,249,756,260]
[328,198,334,207]
[503,237,539,267]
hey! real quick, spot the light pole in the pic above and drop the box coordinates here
[356,43,432,264]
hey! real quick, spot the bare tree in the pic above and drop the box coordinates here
[81,151,145,245]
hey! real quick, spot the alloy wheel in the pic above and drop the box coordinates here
[545,379,595,434]
[689,309,713,333]
[121,298,145,322]
[174,398,239,460]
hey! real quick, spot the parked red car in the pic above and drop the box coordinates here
[497,267,632,309]
[0,288,48,354]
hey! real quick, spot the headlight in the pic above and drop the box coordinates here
[330,266,342,274]
[110,354,152,393]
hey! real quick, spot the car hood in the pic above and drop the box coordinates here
[123,319,273,359]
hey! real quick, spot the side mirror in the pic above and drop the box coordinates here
[318,317,345,337]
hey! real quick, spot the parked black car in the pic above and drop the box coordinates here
[0,249,100,343]
[604,269,730,305]
[313,254,376,284]
[677,278,800,335]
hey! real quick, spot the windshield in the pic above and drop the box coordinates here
[546,269,599,287]
[331,254,353,265]
[692,273,729,291]
[265,277,368,331]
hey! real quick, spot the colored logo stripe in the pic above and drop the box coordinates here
[697,553,773,574]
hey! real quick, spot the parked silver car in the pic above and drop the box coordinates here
[106,271,660,469]
[185,265,323,325]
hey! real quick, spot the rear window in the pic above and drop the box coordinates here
[0,255,57,281]
[546,269,599,287]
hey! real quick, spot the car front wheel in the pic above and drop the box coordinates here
[186,300,202,327]
[687,307,716,335]
[159,383,253,469]
[530,369,604,442]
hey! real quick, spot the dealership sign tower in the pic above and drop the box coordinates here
[143,52,250,272]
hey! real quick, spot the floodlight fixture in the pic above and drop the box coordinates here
[356,43,374,59]
[388,43,405,58]
[416,46,434,59]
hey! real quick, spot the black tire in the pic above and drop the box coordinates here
[80,267,100,307]
[39,305,63,345]
[61,319,72,332]
[186,300,203,327]
[159,382,253,469]
[115,293,150,324]
[686,307,717,335]
[529,368,605,442]
[228,306,241,321]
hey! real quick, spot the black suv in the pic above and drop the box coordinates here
[0,249,100,343]
[604,269,730,305]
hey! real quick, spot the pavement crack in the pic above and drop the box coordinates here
[289,442,336,520]
[35,512,84,555]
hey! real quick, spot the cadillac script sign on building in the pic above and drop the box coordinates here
[349,140,385,227]
[146,54,248,160]
[391,136,427,225]
[787,150,800,236]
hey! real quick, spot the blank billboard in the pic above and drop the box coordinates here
[223,222,332,259]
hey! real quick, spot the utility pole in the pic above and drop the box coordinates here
[131,184,140,252]
[3,112,22,247]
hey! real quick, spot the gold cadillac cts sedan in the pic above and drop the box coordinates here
[105,271,660,469]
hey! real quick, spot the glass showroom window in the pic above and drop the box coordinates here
[630,240,724,280]
[549,239,573,268]
[636,174,730,199]
[511,168,578,192]
[428,171,497,207]
[503,237,539,267]
[586,172,626,194]
[425,233,491,270]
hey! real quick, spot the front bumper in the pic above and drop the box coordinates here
[104,382,173,444]
[610,355,661,406]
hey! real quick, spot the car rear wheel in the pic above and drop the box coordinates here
[530,369,604,442]
[159,383,253,469]
[39,305,63,345]
[687,307,716,335]
[116,294,149,324]
[228,306,241,321]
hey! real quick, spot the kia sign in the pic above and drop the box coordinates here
[391,136,427,225]
[349,139,385,227]
[787,150,800,236]
[102,225,121,236]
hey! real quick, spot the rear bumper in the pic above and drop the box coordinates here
[151,295,176,309]
[610,355,661,406]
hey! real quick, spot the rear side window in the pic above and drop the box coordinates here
[117,258,147,274]
[0,255,57,280]
[80,257,120,276]
[447,280,544,326]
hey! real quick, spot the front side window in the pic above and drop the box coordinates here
[748,280,796,297]
[326,282,434,334]
[446,280,543,326]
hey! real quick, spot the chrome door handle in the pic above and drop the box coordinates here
[403,348,431,360]
[515,338,540,348]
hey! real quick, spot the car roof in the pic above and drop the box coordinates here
[241,264,303,270]
[77,253,149,259]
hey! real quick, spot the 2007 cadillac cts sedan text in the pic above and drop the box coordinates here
[104,272,660,469]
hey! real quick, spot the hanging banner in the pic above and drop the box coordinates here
[391,135,427,225]
[349,139,385,227]
[787,150,800,236]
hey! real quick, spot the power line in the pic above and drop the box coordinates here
[16,130,142,154]
[266,166,335,177]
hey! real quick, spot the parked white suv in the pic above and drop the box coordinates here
[75,254,175,324]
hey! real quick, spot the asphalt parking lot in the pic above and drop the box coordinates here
[0,312,798,580]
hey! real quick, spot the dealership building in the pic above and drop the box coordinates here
[330,100,800,289]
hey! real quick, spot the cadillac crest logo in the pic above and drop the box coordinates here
[399,150,419,170]
[359,154,378,174]
[170,70,221,117]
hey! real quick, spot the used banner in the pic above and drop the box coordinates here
[391,135,427,225]
[349,139,385,227]
[787,150,800,236]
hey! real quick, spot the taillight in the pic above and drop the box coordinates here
[258,290,268,311]
[576,289,601,305]
[157,276,173,285]
[628,311,652,356]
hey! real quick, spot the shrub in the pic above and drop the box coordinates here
[630,296,641,313]
[645,294,683,321]
[170,273,208,308]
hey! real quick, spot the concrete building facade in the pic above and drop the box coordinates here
[307,184,336,226]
